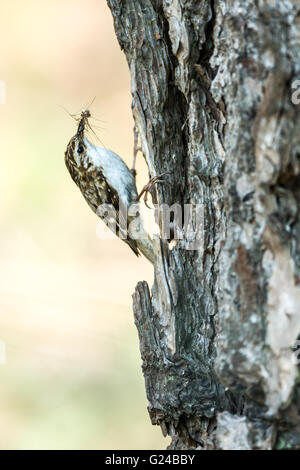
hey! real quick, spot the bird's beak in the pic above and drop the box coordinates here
[76,117,85,139]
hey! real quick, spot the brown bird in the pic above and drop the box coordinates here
[64,111,155,263]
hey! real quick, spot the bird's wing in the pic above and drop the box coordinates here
[80,170,140,258]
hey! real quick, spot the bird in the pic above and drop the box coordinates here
[64,110,155,263]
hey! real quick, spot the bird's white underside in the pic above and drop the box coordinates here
[84,137,138,207]
[82,137,154,263]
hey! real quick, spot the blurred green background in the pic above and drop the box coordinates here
[0,0,166,449]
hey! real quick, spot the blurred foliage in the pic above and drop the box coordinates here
[0,0,165,449]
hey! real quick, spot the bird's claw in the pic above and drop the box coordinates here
[138,172,170,208]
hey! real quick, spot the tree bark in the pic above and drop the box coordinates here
[107,0,300,450]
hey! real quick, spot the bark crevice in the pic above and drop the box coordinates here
[107,0,300,449]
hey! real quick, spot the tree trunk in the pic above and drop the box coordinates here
[107,0,300,450]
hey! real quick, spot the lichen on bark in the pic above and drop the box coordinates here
[107,0,300,449]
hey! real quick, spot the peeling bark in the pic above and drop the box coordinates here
[107,0,300,449]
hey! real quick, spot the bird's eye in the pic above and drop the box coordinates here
[77,145,84,154]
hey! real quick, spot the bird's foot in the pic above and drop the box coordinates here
[137,173,170,208]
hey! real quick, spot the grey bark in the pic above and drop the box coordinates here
[107,0,300,450]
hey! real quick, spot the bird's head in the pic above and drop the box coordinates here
[65,133,87,167]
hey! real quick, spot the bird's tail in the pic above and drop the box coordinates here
[136,234,154,264]
[128,213,154,264]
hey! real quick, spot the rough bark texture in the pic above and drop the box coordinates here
[107,0,300,449]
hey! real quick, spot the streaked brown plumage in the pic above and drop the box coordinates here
[64,112,154,262]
